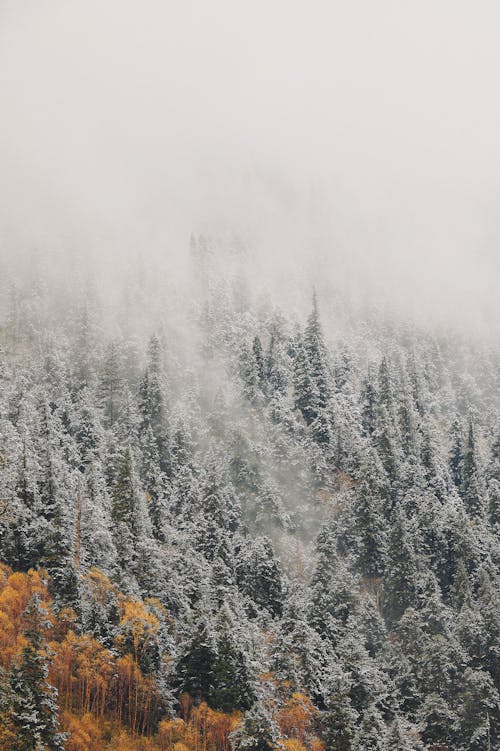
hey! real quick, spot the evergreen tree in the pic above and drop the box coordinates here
[236,536,283,617]
[386,718,417,751]
[239,342,262,405]
[138,335,170,474]
[418,693,459,750]
[99,340,124,428]
[489,477,500,531]
[450,558,472,611]
[374,404,400,488]
[303,291,331,413]
[352,481,388,579]
[360,372,377,438]
[353,703,387,751]
[384,505,417,621]
[175,614,217,705]
[458,667,500,751]
[231,701,282,750]
[112,447,142,535]
[265,316,290,397]
[293,335,318,425]
[272,587,334,706]
[449,416,464,488]
[461,419,485,517]
[309,521,359,644]
[252,336,266,393]
[323,669,358,751]
[211,603,254,712]
[5,597,65,751]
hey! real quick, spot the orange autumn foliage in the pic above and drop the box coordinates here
[309,741,326,751]
[283,741,308,751]
[0,564,324,751]
[49,630,115,716]
[82,567,117,604]
[0,564,53,667]
[63,711,104,751]
[116,595,160,665]
[158,717,187,749]
[277,693,319,744]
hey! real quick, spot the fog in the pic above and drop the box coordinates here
[1,1,499,329]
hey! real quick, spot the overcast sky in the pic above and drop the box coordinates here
[0,1,499,325]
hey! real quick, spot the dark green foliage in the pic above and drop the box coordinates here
[461,419,485,517]
[353,703,387,750]
[176,607,254,712]
[138,336,170,474]
[112,447,140,534]
[236,536,283,617]
[352,482,387,579]
[3,598,65,751]
[384,506,417,621]
[176,616,218,705]
[231,702,281,750]
[210,604,254,712]
[324,687,358,751]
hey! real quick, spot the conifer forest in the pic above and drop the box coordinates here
[1,240,500,750]
[1,3,500,750]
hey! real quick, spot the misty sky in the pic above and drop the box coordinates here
[0,1,499,326]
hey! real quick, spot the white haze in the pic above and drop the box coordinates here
[0,0,499,330]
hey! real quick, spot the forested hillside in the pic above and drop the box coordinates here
[1,240,500,750]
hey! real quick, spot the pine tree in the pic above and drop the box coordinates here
[6,597,66,751]
[231,701,282,750]
[475,569,500,688]
[293,335,318,426]
[384,505,417,621]
[352,703,387,751]
[140,425,167,540]
[337,625,388,715]
[458,667,500,751]
[303,291,331,413]
[265,316,290,397]
[323,668,358,751]
[488,432,500,483]
[112,447,141,534]
[99,340,124,428]
[252,336,266,393]
[272,586,333,706]
[461,419,485,517]
[309,534,359,645]
[80,461,116,572]
[450,558,472,611]
[377,357,393,411]
[211,603,254,712]
[418,693,459,750]
[36,402,59,523]
[374,405,400,488]
[419,420,448,500]
[239,342,262,405]
[139,335,170,474]
[44,499,81,613]
[397,372,419,461]
[175,614,217,705]
[111,447,148,583]
[449,416,464,489]
[236,536,283,617]
[488,478,500,531]
[360,372,377,438]
[352,481,388,579]
[73,387,102,471]
[334,347,351,393]
[386,718,415,751]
